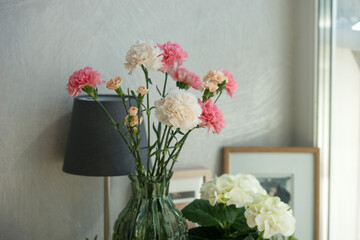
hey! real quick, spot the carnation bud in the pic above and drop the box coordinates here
[125,115,143,128]
[136,86,148,96]
[203,82,218,94]
[124,115,132,125]
[203,69,228,85]
[106,77,122,90]
[129,106,138,116]
[131,127,137,135]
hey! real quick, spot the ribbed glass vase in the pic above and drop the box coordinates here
[112,173,188,240]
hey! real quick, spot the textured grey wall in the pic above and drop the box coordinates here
[0,0,315,239]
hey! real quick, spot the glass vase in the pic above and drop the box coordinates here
[112,173,188,240]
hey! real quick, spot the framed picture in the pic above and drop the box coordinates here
[255,173,294,208]
[223,147,319,240]
[169,168,212,228]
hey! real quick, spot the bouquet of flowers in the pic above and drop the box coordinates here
[182,174,297,240]
[66,40,238,239]
[66,40,238,180]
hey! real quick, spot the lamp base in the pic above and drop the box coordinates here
[104,176,110,240]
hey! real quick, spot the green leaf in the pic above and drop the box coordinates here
[156,85,162,96]
[153,123,159,134]
[243,231,259,240]
[188,226,224,240]
[170,130,179,142]
[230,207,252,233]
[150,149,163,157]
[214,204,244,225]
[177,129,185,135]
[148,78,153,84]
[182,199,221,227]
[288,235,297,240]
[183,200,256,239]
[149,142,157,152]
[244,236,255,240]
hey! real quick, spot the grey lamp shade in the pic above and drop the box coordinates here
[63,95,148,176]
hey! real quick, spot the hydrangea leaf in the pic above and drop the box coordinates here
[182,200,248,228]
[288,235,298,240]
[181,199,220,226]
[188,226,224,240]
[214,204,244,225]
[243,236,255,240]
[231,207,253,233]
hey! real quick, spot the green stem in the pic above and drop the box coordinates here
[256,231,264,240]
[121,97,128,115]
[151,157,158,176]
[162,73,168,97]
[217,221,225,229]
[141,65,151,177]
[168,130,192,173]
[157,127,171,175]
[153,124,172,176]
[214,91,223,104]
[93,97,144,176]
[135,98,144,175]
[151,72,169,176]
[93,98,127,145]
[151,123,163,176]
[115,87,128,115]
[159,125,169,149]
[153,124,169,175]
[223,222,232,237]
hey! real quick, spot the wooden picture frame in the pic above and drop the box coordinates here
[223,147,320,240]
[172,168,212,182]
[170,168,212,229]
[170,168,212,207]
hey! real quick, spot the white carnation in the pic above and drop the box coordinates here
[124,40,163,74]
[245,195,296,238]
[154,90,202,131]
[200,173,267,208]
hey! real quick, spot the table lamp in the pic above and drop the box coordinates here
[63,94,148,240]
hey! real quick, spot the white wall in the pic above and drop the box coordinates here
[0,0,315,239]
[329,48,360,240]
[294,0,317,146]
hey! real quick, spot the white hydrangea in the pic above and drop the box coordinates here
[200,174,267,208]
[124,40,163,74]
[245,195,296,238]
[154,90,202,131]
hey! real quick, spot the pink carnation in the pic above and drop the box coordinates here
[157,41,188,73]
[169,67,202,90]
[221,70,238,98]
[198,99,226,134]
[67,67,104,97]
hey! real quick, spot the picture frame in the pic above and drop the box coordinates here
[169,168,212,228]
[223,147,320,240]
